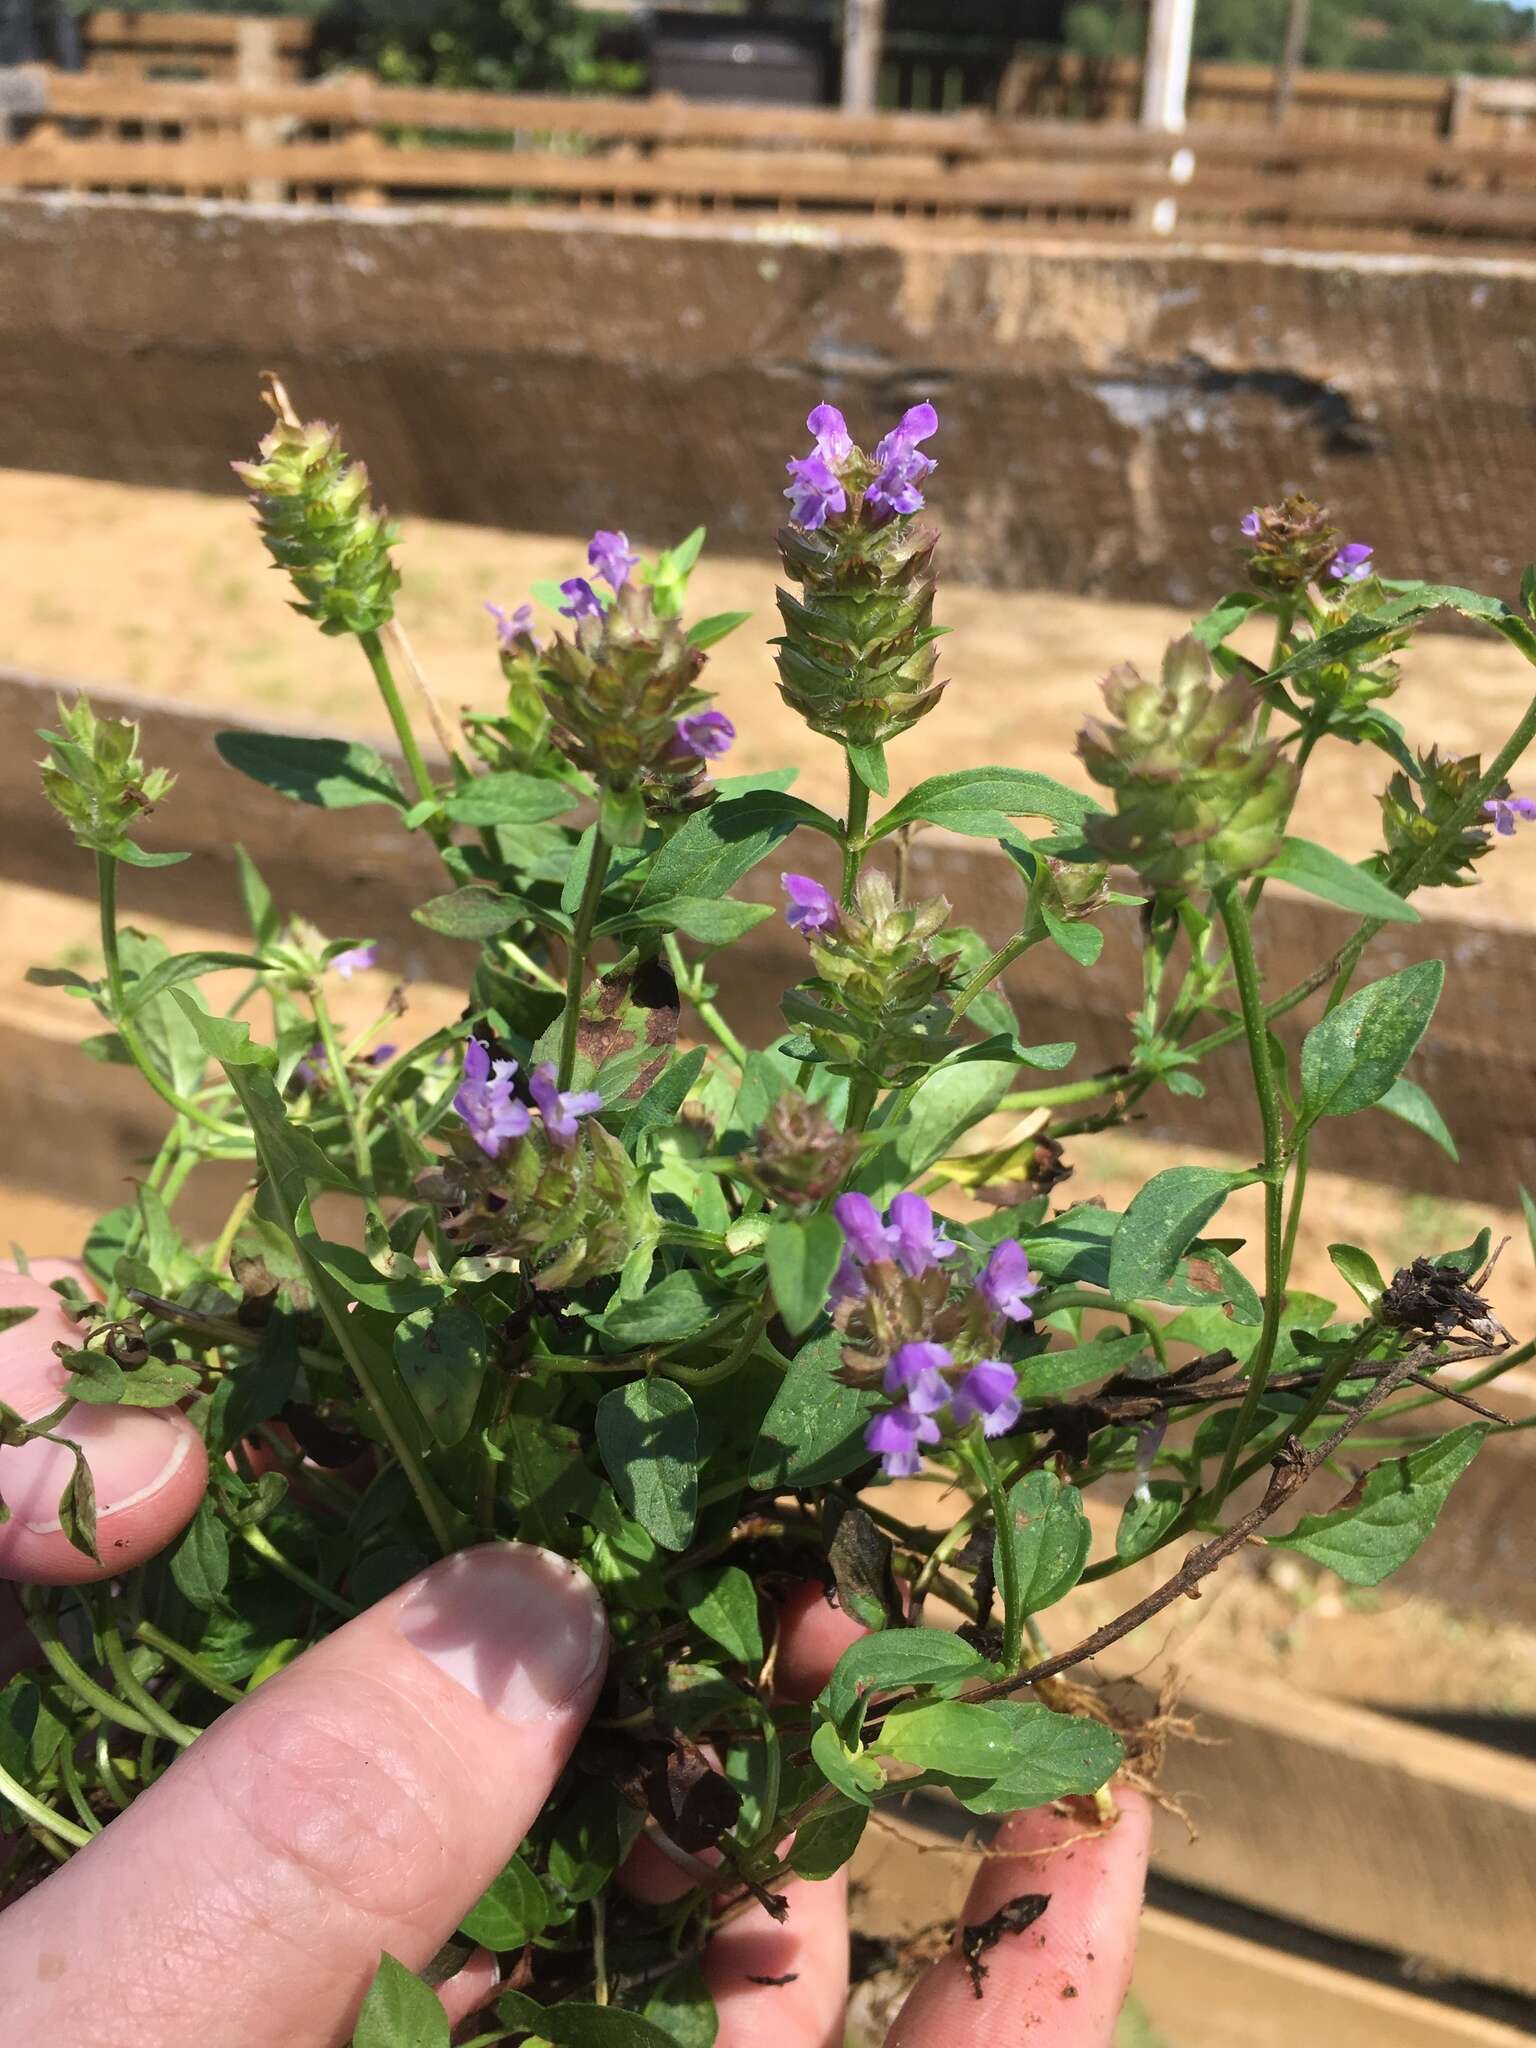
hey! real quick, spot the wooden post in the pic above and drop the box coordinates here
[1270,0,1311,127]
[841,0,886,116]
[1140,0,1195,133]
[236,18,281,204]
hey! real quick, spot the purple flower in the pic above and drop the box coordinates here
[454,1038,532,1160]
[295,1043,326,1089]
[888,1192,956,1278]
[978,1239,1038,1323]
[833,1191,897,1267]
[784,451,847,532]
[806,401,852,463]
[486,600,538,652]
[674,708,736,760]
[865,402,938,520]
[884,1341,953,1414]
[559,577,604,622]
[1239,509,1262,539]
[865,1403,942,1478]
[950,1358,1021,1437]
[368,1042,398,1066]
[528,1060,603,1147]
[1484,794,1536,836]
[828,1250,866,1306]
[588,529,638,593]
[1329,541,1374,582]
[331,942,378,980]
[781,872,838,935]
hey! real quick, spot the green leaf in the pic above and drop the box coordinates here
[621,1048,708,1158]
[121,949,270,1016]
[235,843,278,946]
[1014,1332,1151,1402]
[308,1238,438,1314]
[0,1305,36,1337]
[630,897,778,948]
[442,771,574,827]
[1260,838,1419,924]
[764,1212,843,1336]
[215,731,405,811]
[413,884,526,940]
[640,790,836,905]
[166,992,276,1071]
[936,1701,1124,1814]
[1108,1167,1250,1301]
[890,1059,1015,1181]
[1116,1482,1184,1563]
[846,739,889,797]
[871,769,1100,842]
[55,1447,99,1564]
[546,1776,646,1905]
[459,1853,551,1950]
[601,1270,726,1346]
[598,783,648,848]
[497,1992,674,2047]
[1271,1426,1488,1585]
[393,1306,487,1448]
[0,1677,66,1799]
[1328,1242,1387,1311]
[1042,902,1103,966]
[170,1498,230,1610]
[1378,1076,1458,1162]
[1522,1184,1536,1269]
[749,1331,878,1490]
[680,1566,763,1665]
[1299,962,1445,1123]
[788,1798,868,1881]
[819,1627,991,1736]
[645,1964,719,2048]
[354,1952,451,2048]
[992,1470,1091,1615]
[59,1346,125,1406]
[808,1720,885,1805]
[687,610,752,651]
[595,1379,699,1551]
[877,1699,1015,1778]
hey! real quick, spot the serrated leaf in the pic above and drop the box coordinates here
[1271,1426,1487,1585]
[595,1379,698,1551]
[1299,962,1444,1123]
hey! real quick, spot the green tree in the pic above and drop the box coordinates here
[1063,0,1533,75]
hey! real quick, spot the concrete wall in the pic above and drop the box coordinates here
[3,193,1536,600]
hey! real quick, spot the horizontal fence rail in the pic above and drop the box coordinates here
[7,66,1536,246]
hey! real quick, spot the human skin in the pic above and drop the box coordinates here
[0,1264,1148,2046]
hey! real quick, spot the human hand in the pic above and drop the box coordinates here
[0,1266,1148,2046]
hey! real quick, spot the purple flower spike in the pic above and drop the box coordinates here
[1329,541,1374,582]
[884,1340,953,1415]
[1484,794,1536,836]
[979,1239,1039,1323]
[588,529,638,592]
[782,872,838,935]
[866,401,938,520]
[828,1250,866,1307]
[559,576,604,622]
[784,451,848,532]
[888,1192,957,1277]
[806,401,852,463]
[454,1038,532,1160]
[331,942,378,980]
[950,1358,1022,1437]
[1239,509,1262,540]
[528,1060,603,1147]
[486,600,538,652]
[675,708,736,760]
[833,1190,896,1266]
[865,1403,942,1479]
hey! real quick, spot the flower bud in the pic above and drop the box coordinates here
[233,416,399,637]
[1378,747,1493,888]
[782,870,962,1082]
[739,1093,860,1208]
[1077,635,1297,890]
[1238,492,1340,594]
[38,697,176,855]
[774,402,946,748]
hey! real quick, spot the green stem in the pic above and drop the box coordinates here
[134,1622,246,1707]
[99,1627,198,1749]
[311,986,376,1205]
[971,1432,1023,1672]
[0,1756,92,1850]
[206,1184,257,1281]
[96,853,246,1141]
[951,923,1045,1027]
[239,1524,359,1618]
[359,628,447,843]
[1036,1287,1170,1371]
[841,751,871,906]
[557,833,613,1089]
[1210,882,1290,1509]
[26,1607,158,1739]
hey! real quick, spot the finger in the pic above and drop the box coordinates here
[0,1274,207,1585]
[0,1258,99,1295]
[620,1578,867,1906]
[704,1869,850,2048]
[0,1542,607,2048]
[437,1944,501,2027]
[886,1788,1151,2048]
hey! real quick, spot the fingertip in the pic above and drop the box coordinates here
[705,1869,850,2048]
[772,1580,867,1704]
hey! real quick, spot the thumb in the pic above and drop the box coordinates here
[0,1542,607,2048]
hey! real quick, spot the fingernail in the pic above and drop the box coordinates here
[399,1544,606,1722]
[3,1407,194,1533]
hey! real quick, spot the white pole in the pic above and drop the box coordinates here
[842,0,886,116]
[1140,0,1196,133]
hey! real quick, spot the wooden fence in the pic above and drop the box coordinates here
[81,8,311,84]
[10,64,1536,247]
[3,659,1535,2039]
